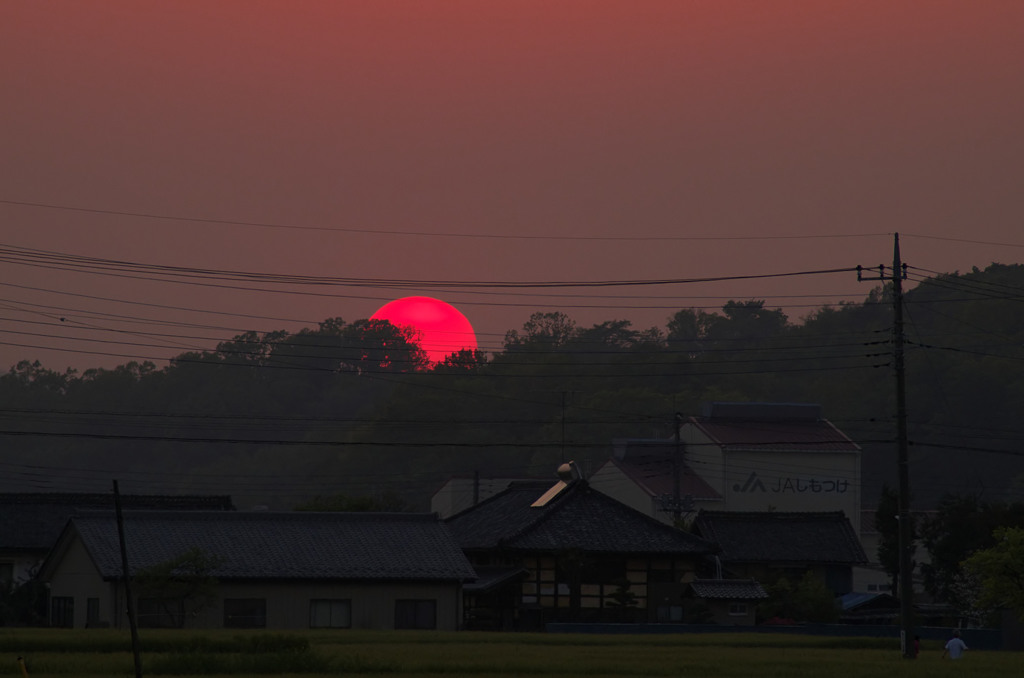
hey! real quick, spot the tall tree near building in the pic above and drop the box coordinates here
[962,527,1024,621]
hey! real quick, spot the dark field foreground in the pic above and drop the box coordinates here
[0,629,1008,677]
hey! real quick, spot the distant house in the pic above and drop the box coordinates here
[445,465,718,629]
[837,591,900,624]
[38,511,475,631]
[0,493,233,588]
[588,439,722,525]
[687,579,768,626]
[692,510,867,596]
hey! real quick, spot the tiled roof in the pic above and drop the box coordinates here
[446,480,716,556]
[463,566,528,593]
[604,442,721,500]
[0,493,234,551]
[693,511,867,564]
[839,591,898,611]
[687,403,859,452]
[46,511,475,582]
[690,579,768,600]
[690,418,859,452]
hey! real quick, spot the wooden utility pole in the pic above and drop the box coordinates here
[891,235,915,659]
[858,233,914,658]
[672,412,683,522]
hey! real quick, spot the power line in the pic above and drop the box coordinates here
[0,243,862,289]
[0,199,891,242]
[902,233,1024,250]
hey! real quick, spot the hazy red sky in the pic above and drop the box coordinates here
[3,1,1023,371]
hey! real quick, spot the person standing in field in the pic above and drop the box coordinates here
[942,630,968,659]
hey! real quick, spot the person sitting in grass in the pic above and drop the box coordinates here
[942,630,968,659]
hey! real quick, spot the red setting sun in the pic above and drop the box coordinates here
[370,296,478,364]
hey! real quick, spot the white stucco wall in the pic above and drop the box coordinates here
[721,448,861,533]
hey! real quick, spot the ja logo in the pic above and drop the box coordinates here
[733,472,766,493]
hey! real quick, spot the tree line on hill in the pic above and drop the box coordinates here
[1,264,1023,515]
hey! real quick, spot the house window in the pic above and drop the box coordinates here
[86,598,100,627]
[138,597,184,628]
[656,604,683,622]
[728,603,748,616]
[310,599,351,629]
[224,598,266,628]
[51,596,74,628]
[579,559,626,585]
[395,599,436,630]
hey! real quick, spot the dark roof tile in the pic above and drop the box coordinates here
[48,511,474,582]
[0,493,233,551]
[690,579,768,600]
[446,480,716,556]
[693,510,867,564]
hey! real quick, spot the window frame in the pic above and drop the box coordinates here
[223,598,267,629]
[309,598,352,629]
[728,602,748,616]
[51,596,74,628]
[137,597,185,628]
[394,599,437,630]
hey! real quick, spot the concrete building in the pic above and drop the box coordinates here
[591,403,862,533]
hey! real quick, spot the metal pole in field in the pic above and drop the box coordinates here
[114,480,144,678]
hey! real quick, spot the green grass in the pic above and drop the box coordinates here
[0,629,1010,677]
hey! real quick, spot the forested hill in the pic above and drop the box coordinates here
[2,264,1023,511]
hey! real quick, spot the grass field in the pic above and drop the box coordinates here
[0,628,1007,677]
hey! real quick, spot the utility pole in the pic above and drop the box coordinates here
[672,412,683,522]
[858,233,914,658]
[659,412,690,522]
[891,235,915,659]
